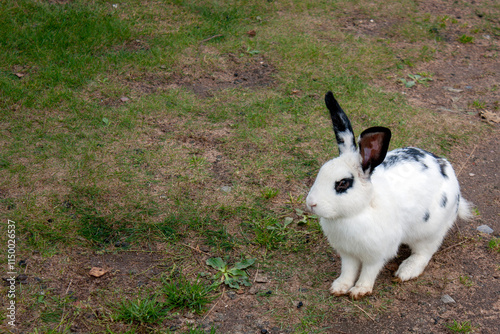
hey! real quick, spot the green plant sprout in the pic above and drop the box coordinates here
[206,257,256,289]
[399,74,433,88]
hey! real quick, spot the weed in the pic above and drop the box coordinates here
[162,275,217,314]
[294,208,318,226]
[458,35,474,44]
[399,73,433,88]
[488,237,500,253]
[204,227,235,251]
[445,320,476,333]
[261,187,280,200]
[252,217,292,250]
[114,295,169,324]
[185,326,218,334]
[459,275,475,288]
[206,257,255,289]
[470,100,486,109]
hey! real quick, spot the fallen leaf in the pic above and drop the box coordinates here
[14,73,25,78]
[479,110,500,124]
[247,30,256,37]
[89,267,109,278]
[120,96,130,102]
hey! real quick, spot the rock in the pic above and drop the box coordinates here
[477,225,494,234]
[226,291,237,300]
[248,286,260,295]
[443,86,463,93]
[89,267,109,278]
[441,294,455,304]
[254,273,269,283]
[221,186,232,193]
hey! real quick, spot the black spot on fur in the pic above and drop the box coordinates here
[427,151,449,178]
[436,158,448,178]
[423,211,430,222]
[381,147,429,170]
[441,193,448,208]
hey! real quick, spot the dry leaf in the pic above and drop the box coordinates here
[479,110,500,124]
[120,96,130,102]
[89,267,109,278]
[247,30,256,37]
[14,73,25,78]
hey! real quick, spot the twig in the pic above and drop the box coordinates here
[456,144,477,177]
[181,243,209,254]
[343,298,376,322]
[65,279,73,295]
[203,286,225,321]
[200,34,223,44]
[437,240,467,254]
[253,263,261,283]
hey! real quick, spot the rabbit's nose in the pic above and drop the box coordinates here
[306,201,317,211]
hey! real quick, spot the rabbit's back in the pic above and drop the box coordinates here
[372,147,461,239]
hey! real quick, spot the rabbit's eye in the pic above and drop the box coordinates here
[334,177,354,194]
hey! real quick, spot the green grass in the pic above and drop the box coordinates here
[0,0,496,332]
[162,275,217,314]
[445,320,476,333]
[488,237,500,253]
[114,295,170,324]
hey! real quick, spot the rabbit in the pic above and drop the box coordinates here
[306,91,472,300]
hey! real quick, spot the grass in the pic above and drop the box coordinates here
[161,275,217,314]
[0,0,496,333]
[114,295,170,324]
[445,320,476,333]
[488,237,500,253]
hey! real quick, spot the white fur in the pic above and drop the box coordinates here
[307,145,472,299]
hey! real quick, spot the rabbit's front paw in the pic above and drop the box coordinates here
[348,285,373,300]
[329,280,353,296]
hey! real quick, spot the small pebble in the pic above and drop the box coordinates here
[221,186,232,193]
[477,225,494,234]
[441,294,455,304]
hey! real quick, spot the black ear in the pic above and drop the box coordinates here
[325,91,356,154]
[358,127,391,174]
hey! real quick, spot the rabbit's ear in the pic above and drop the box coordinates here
[325,91,356,154]
[358,127,391,174]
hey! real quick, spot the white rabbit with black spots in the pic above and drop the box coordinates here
[306,91,472,300]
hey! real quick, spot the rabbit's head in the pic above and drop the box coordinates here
[306,92,391,220]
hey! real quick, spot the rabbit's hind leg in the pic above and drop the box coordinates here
[394,237,443,282]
